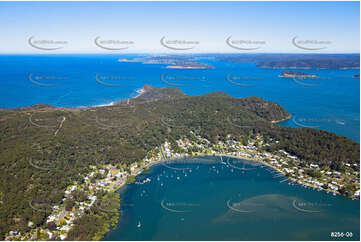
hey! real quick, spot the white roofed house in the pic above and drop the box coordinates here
[47,231,53,239]
[9,230,19,236]
[99,169,105,175]
[284,168,294,174]
[46,215,57,223]
[130,163,138,172]
[333,171,342,177]
[118,171,127,178]
[60,225,71,232]
[328,183,339,191]
[354,189,360,198]
[88,195,97,206]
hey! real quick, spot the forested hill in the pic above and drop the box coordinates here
[0,85,359,239]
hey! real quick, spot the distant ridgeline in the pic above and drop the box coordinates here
[217,54,360,69]
[0,85,359,239]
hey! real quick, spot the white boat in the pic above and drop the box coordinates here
[137,221,141,228]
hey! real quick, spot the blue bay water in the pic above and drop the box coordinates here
[103,157,360,241]
[0,54,359,141]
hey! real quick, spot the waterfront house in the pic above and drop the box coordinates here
[354,189,360,198]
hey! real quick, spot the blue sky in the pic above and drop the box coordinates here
[0,1,359,53]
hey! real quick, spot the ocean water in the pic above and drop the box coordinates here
[103,157,360,241]
[0,54,359,141]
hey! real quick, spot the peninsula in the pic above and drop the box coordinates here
[118,56,214,69]
[0,85,359,241]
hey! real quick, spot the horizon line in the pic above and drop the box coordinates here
[0,52,360,55]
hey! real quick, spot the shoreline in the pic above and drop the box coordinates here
[97,148,357,241]
[116,152,338,197]
[271,114,292,124]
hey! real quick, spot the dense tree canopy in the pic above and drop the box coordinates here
[0,86,359,239]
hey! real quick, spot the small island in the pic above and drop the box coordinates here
[280,70,318,78]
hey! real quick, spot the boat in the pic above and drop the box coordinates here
[137,221,141,228]
[336,120,345,125]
